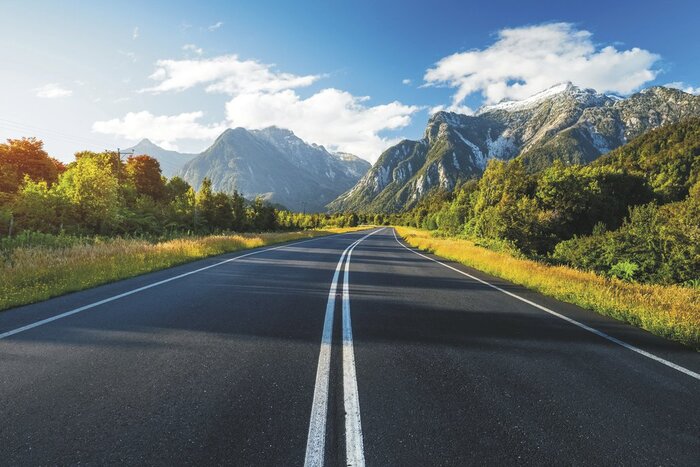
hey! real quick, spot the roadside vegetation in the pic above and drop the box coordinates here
[396,226,700,349]
[390,119,700,288]
[387,121,700,348]
[0,227,365,311]
[0,136,378,310]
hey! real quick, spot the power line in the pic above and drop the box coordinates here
[0,117,116,150]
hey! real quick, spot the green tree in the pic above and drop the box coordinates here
[195,178,215,232]
[57,152,121,233]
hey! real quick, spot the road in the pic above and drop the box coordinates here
[0,228,698,466]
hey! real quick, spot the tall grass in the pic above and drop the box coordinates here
[0,227,364,311]
[395,227,700,349]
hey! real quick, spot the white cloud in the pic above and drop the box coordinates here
[132,26,139,40]
[35,83,72,98]
[402,78,412,85]
[664,82,700,95]
[425,22,660,110]
[141,54,321,95]
[92,111,226,150]
[182,43,204,56]
[428,104,474,116]
[208,21,223,31]
[104,54,419,161]
[225,88,419,161]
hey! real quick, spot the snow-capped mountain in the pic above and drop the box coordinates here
[178,127,370,212]
[328,83,700,212]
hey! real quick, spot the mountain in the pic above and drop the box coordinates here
[125,139,197,178]
[329,83,700,213]
[178,127,370,212]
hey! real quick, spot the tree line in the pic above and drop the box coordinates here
[0,138,367,239]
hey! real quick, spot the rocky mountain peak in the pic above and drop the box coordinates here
[329,84,700,213]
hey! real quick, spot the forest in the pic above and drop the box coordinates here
[391,118,700,287]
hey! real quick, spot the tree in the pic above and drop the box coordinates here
[0,137,59,193]
[57,152,121,233]
[195,178,215,232]
[125,155,166,200]
[249,197,277,231]
[230,190,247,231]
[11,177,73,233]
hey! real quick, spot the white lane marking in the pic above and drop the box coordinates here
[342,233,378,467]
[392,229,700,381]
[0,231,366,341]
[304,228,383,467]
[304,239,356,467]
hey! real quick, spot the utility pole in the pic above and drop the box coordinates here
[116,147,135,162]
[109,148,134,178]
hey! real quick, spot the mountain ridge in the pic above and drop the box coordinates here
[178,127,370,212]
[328,84,700,213]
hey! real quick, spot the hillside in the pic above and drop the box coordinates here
[329,84,700,213]
[592,117,700,202]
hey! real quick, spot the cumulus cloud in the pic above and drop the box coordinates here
[35,83,72,98]
[182,43,203,56]
[402,78,412,85]
[141,54,321,94]
[664,81,700,95]
[425,22,660,110]
[225,88,419,161]
[101,54,419,160]
[208,21,223,31]
[92,111,226,150]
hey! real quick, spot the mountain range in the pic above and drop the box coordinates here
[128,127,370,212]
[328,83,700,213]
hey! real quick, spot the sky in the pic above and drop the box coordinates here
[1,0,699,163]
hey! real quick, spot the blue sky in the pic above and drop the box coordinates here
[1,0,699,162]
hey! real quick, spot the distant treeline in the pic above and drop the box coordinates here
[0,137,371,239]
[391,119,700,286]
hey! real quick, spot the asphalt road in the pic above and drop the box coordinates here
[0,228,698,466]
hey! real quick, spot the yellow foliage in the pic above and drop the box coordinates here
[395,226,700,349]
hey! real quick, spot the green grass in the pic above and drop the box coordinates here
[396,226,700,349]
[0,227,366,311]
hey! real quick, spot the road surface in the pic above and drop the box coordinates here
[1,228,698,465]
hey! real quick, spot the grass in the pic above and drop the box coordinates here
[395,226,700,349]
[0,227,367,312]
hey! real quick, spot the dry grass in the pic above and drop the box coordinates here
[0,227,365,311]
[395,226,700,349]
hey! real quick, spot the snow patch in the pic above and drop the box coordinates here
[479,82,573,113]
[455,130,487,169]
[486,130,517,159]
